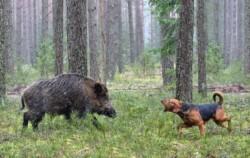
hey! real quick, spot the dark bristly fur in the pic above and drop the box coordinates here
[21,73,116,130]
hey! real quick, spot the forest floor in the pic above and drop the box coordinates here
[1,75,250,157]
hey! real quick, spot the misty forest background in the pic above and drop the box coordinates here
[1,0,250,157]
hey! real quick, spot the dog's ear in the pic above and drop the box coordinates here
[170,99,182,113]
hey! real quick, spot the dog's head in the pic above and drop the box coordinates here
[161,98,182,113]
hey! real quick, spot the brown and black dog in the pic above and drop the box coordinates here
[161,92,231,136]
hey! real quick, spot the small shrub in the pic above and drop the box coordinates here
[129,49,160,77]
[206,43,224,74]
[6,63,39,87]
[35,39,55,78]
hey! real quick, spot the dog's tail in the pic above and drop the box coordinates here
[213,91,224,105]
[21,95,25,110]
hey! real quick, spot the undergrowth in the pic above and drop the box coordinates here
[0,91,250,158]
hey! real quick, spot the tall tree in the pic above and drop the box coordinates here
[53,0,64,75]
[27,0,33,64]
[128,0,135,63]
[3,0,12,71]
[149,1,178,86]
[67,0,88,76]
[218,0,224,49]
[135,0,144,58]
[117,0,124,73]
[42,0,48,40]
[245,0,250,74]
[32,0,37,63]
[237,0,245,60]
[22,0,30,63]
[197,0,207,96]
[231,0,238,61]
[160,23,174,85]
[0,0,6,99]
[15,0,22,61]
[224,0,231,66]
[176,0,194,102]
[99,0,107,83]
[105,0,120,80]
[214,0,219,44]
[88,0,100,80]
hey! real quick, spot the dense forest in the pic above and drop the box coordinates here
[0,0,250,157]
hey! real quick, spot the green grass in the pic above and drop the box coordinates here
[1,90,250,158]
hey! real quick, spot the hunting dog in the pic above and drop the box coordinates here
[161,92,232,136]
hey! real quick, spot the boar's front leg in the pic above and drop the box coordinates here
[23,112,31,128]
[78,107,87,119]
[31,112,45,130]
[63,106,72,121]
[92,116,101,128]
[64,112,71,121]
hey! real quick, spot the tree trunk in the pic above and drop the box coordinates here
[214,0,219,44]
[3,0,12,72]
[32,0,37,64]
[224,0,230,66]
[16,0,22,61]
[218,0,224,50]
[128,0,135,63]
[231,0,238,61]
[67,0,88,76]
[160,16,174,85]
[0,0,6,99]
[53,0,64,75]
[176,0,194,102]
[88,0,100,80]
[237,0,244,61]
[135,0,144,58]
[99,0,107,83]
[42,0,48,40]
[105,0,120,80]
[197,0,207,97]
[117,0,124,74]
[27,0,34,65]
[22,0,30,64]
[245,0,250,74]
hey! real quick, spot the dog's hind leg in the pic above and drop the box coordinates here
[198,124,206,136]
[214,109,232,132]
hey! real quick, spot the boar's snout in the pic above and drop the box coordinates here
[104,107,116,118]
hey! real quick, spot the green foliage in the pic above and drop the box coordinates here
[6,62,39,87]
[206,43,224,74]
[193,43,250,84]
[149,0,180,56]
[218,61,250,84]
[35,39,55,78]
[139,49,161,75]
[128,49,160,77]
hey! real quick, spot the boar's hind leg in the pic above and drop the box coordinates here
[31,112,45,130]
[23,112,31,128]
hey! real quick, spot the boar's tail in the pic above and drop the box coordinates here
[21,96,25,110]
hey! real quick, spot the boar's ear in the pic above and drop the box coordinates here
[94,83,104,95]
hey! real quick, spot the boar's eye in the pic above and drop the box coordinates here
[94,83,104,95]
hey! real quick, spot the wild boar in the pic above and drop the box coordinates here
[21,73,116,129]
